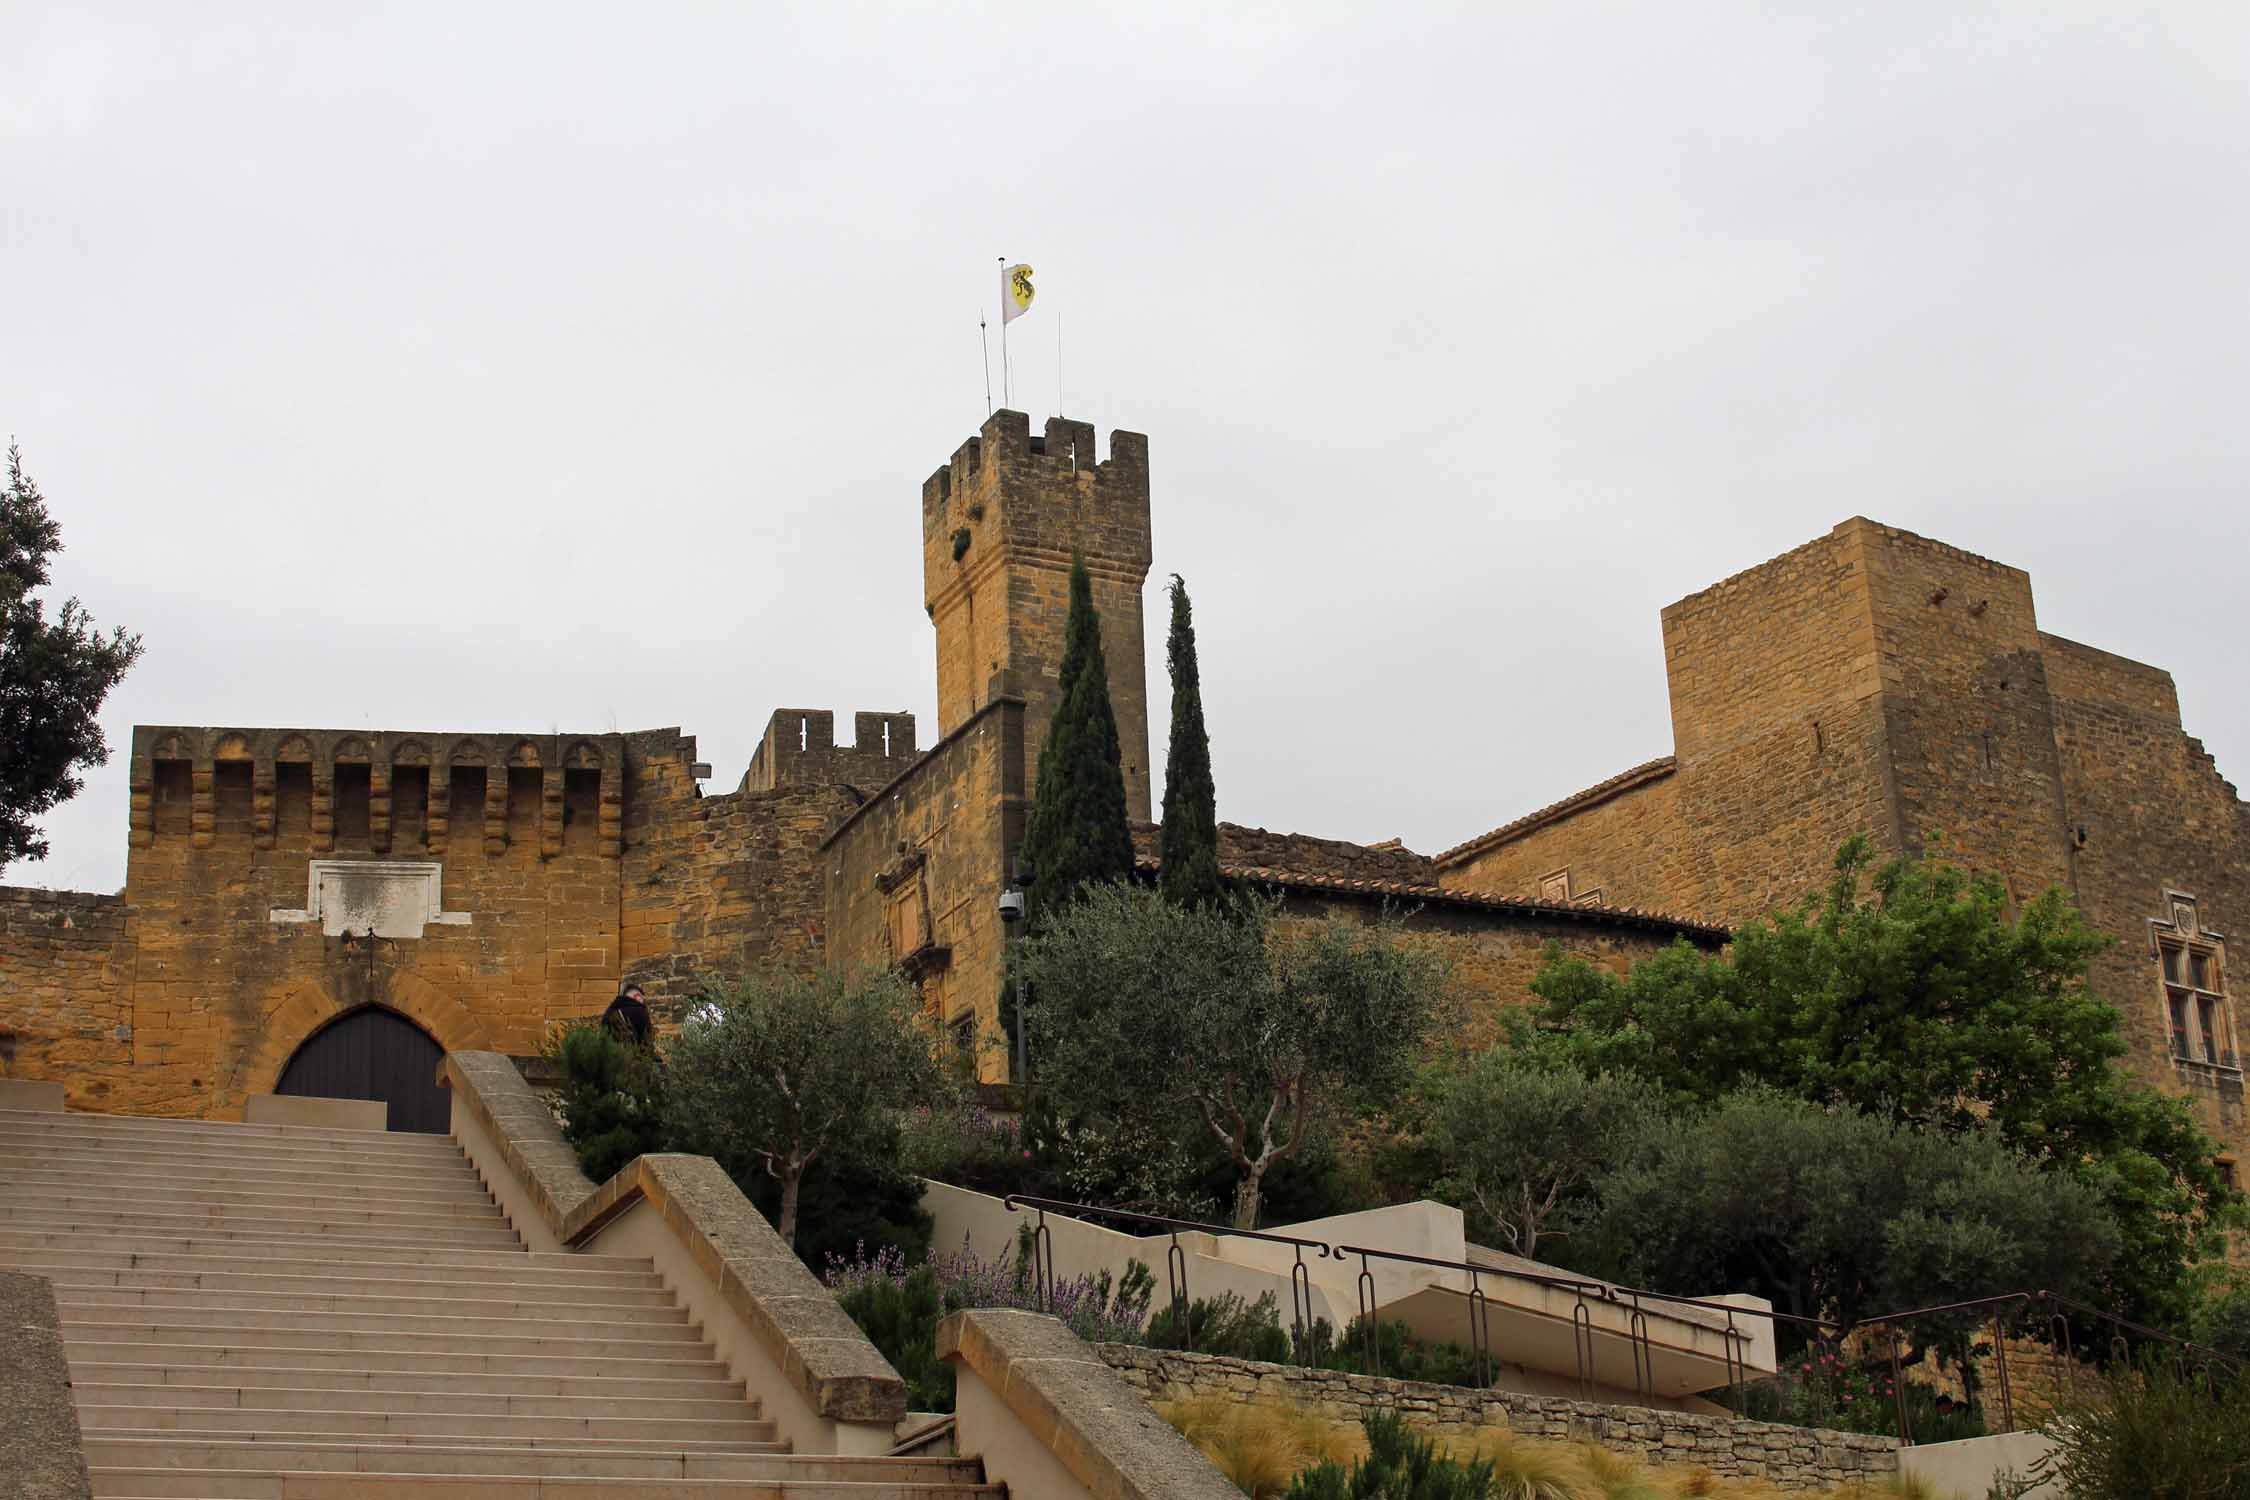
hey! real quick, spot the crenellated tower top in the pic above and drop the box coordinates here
[921,411,1154,821]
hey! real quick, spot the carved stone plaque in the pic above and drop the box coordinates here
[269,860,471,939]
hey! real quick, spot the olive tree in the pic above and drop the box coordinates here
[1020,884,1449,1229]
[1432,1054,1665,1261]
[663,965,952,1246]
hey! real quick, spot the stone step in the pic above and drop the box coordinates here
[0,1248,660,1292]
[75,1382,756,1423]
[54,1284,687,1321]
[6,1185,509,1226]
[1,1226,547,1263]
[88,1470,999,1500]
[82,1439,976,1486]
[0,1160,498,1204]
[2,1134,488,1173]
[76,1401,778,1443]
[86,1428,784,1456]
[61,1304,702,1343]
[65,1323,709,1363]
[0,1110,469,1156]
[0,1131,486,1181]
[94,1430,801,1457]
[71,1363,741,1403]
[66,1343,734,1385]
[7,1209,526,1249]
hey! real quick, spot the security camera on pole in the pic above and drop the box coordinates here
[998,855,1034,1083]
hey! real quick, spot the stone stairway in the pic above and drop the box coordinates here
[0,1107,998,1499]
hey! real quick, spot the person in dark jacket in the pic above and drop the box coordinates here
[602,983,652,1046]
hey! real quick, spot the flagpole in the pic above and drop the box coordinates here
[998,256,1010,409]
[1056,312,1063,418]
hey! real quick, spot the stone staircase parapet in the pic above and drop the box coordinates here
[939,1307,1241,1500]
[1,1269,94,1500]
[437,1050,909,1437]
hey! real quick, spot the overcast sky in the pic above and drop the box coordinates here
[7,4,2247,895]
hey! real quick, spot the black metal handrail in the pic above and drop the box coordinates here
[996,1194,2244,1446]
[1330,1238,1759,1403]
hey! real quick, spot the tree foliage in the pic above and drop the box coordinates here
[663,965,953,1246]
[1581,1090,2121,1348]
[1158,572,1224,910]
[1431,1055,1664,1261]
[1532,836,2230,1327]
[546,1020,667,1183]
[0,444,142,869]
[1019,883,1449,1228]
[1020,552,1134,926]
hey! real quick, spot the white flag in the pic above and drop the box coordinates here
[1002,263,1035,323]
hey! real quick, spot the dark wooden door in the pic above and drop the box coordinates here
[275,1007,449,1133]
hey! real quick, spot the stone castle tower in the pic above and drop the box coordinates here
[921,411,1154,822]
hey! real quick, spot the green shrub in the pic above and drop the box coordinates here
[1284,1409,1497,1499]
[830,1258,951,1412]
[546,1021,665,1182]
[2044,1355,2250,1500]
[1321,1317,1486,1389]
[1716,1345,1988,1441]
[1146,1290,1293,1363]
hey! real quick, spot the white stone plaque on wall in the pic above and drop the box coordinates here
[268,861,471,939]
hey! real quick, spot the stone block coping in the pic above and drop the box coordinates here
[1,1271,92,1499]
[244,1093,387,1130]
[0,1078,67,1112]
[439,1050,907,1427]
[938,1308,1242,1500]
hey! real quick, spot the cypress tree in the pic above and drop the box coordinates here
[1158,574,1224,909]
[1020,554,1135,926]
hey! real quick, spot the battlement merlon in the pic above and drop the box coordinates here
[920,410,1152,560]
[740,708,920,793]
[129,726,629,771]
[125,726,630,858]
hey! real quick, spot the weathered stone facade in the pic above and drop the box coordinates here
[1,410,1719,1113]
[5,441,2227,1125]
[1097,1345,1900,1492]
[0,889,126,1109]
[1438,515,2250,1154]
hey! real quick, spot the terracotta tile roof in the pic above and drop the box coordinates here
[1130,851,1727,944]
[1433,756,1678,867]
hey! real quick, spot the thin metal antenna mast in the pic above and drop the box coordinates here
[979,313,992,416]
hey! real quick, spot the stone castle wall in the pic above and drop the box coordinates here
[1097,1345,1900,1492]
[2045,639,2250,1137]
[821,696,1027,1079]
[7,426,2240,1145]
[1437,516,2250,1154]
[620,725,861,1012]
[0,888,127,1106]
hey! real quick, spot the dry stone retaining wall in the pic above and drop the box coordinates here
[1096,1346,1899,1493]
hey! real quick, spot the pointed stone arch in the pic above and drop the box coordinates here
[236,973,493,1103]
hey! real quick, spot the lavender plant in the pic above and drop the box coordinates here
[824,1236,1156,1411]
